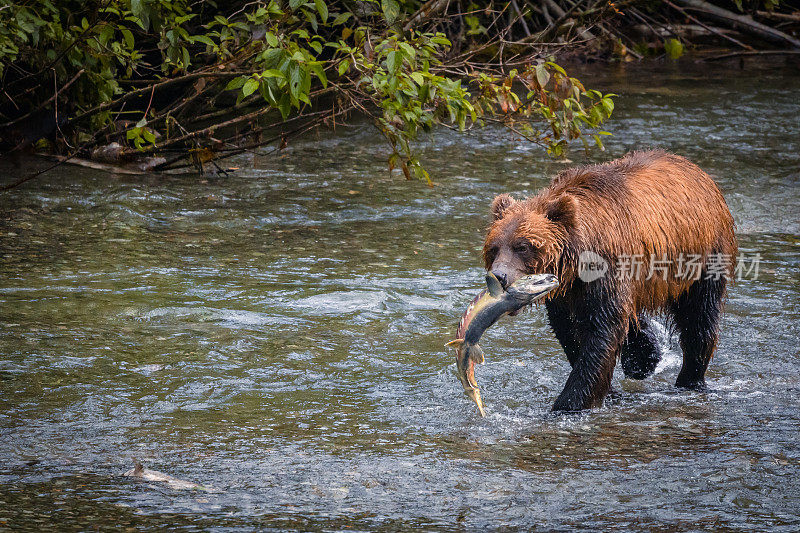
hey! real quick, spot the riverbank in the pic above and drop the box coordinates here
[3,1,799,191]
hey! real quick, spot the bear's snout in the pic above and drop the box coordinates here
[488,249,526,289]
[491,270,509,289]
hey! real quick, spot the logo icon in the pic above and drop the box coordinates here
[578,251,608,282]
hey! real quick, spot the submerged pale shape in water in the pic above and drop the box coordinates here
[123,462,211,491]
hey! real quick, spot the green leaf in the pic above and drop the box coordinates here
[306,10,318,32]
[260,80,277,105]
[332,12,351,25]
[398,41,415,59]
[301,66,312,97]
[288,62,303,101]
[175,14,197,25]
[277,93,292,119]
[191,35,215,47]
[314,0,328,22]
[309,62,327,87]
[131,1,150,30]
[535,64,550,88]
[338,59,350,76]
[262,48,283,67]
[545,62,566,75]
[601,97,614,116]
[289,0,304,10]
[226,76,246,90]
[182,46,191,68]
[120,28,134,49]
[593,135,605,151]
[410,72,424,86]
[242,78,259,97]
[386,50,398,73]
[418,82,429,101]
[265,32,278,47]
[664,38,683,60]
[381,0,400,25]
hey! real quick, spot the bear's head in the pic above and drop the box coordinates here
[483,193,577,288]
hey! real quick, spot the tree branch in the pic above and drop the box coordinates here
[673,0,800,48]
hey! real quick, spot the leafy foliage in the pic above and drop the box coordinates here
[0,0,616,181]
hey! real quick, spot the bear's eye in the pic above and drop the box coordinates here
[512,241,536,255]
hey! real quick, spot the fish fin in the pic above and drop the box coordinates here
[486,272,504,297]
[469,344,485,364]
[446,339,464,348]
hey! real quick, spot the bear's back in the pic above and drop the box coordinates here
[543,150,737,312]
[546,150,733,248]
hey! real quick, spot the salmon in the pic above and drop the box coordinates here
[447,273,559,416]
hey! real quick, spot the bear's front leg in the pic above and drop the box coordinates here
[552,284,629,412]
[545,297,580,368]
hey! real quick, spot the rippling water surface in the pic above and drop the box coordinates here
[1,62,799,531]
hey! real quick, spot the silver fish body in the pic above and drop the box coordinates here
[447,273,559,416]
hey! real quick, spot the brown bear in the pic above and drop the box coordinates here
[483,150,737,412]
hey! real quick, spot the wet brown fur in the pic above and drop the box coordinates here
[483,150,737,411]
[483,150,737,318]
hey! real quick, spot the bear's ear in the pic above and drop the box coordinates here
[490,194,516,221]
[545,194,577,231]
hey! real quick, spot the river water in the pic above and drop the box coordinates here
[1,62,798,531]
